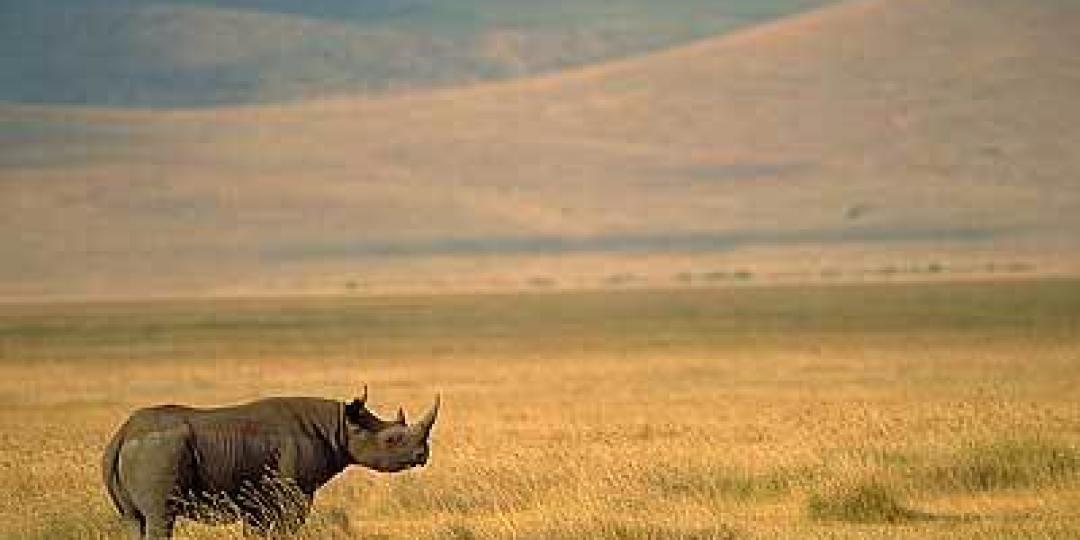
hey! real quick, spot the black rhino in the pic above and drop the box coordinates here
[102,387,439,538]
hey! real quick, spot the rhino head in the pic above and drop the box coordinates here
[342,386,440,473]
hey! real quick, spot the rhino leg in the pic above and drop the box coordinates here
[110,483,144,539]
[117,427,193,539]
[239,487,312,538]
[120,515,143,540]
[142,516,176,540]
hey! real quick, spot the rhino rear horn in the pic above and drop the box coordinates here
[396,407,407,425]
[415,394,440,438]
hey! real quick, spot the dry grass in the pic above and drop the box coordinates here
[1,280,1079,538]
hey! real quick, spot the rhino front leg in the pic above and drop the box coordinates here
[259,441,314,535]
[239,487,312,538]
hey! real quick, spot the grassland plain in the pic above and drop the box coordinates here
[1,279,1079,538]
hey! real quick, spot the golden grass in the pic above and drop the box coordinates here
[1,281,1079,538]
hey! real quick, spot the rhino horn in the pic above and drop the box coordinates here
[396,407,407,425]
[358,384,368,405]
[415,394,440,438]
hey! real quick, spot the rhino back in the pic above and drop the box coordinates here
[113,398,345,497]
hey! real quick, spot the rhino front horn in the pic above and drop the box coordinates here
[415,395,440,438]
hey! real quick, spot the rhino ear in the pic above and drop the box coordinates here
[344,399,364,424]
[344,385,369,423]
[345,398,384,432]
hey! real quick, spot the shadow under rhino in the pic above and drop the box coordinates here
[102,386,439,539]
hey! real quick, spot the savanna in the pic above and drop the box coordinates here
[1,279,1078,539]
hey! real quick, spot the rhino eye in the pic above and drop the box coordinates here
[386,433,405,446]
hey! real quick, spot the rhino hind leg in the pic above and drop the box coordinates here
[142,516,176,540]
[120,514,143,540]
[110,479,145,539]
[117,428,193,539]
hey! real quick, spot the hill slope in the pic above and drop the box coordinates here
[2,0,1078,298]
[0,0,833,106]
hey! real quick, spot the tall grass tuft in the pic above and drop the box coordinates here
[525,520,741,540]
[806,481,926,524]
[643,462,801,503]
[926,439,1080,492]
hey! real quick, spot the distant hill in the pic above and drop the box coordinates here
[0,0,834,107]
[1,0,1078,299]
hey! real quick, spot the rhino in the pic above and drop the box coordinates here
[102,387,439,539]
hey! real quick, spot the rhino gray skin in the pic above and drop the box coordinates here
[102,387,439,539]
